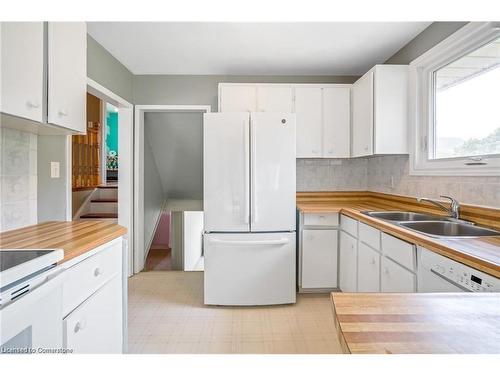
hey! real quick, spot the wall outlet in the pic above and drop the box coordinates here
[50,162,60,178]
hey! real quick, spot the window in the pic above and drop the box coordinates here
[410,22,500,176]
[433,37,500,159]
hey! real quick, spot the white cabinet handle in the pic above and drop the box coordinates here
[364,146,369,151]
[370,258,376,265]
[94,267,103,277]
[384,267,389,275]
[58,110,68,116]
[74,319,87,333]
[26,101,39,108]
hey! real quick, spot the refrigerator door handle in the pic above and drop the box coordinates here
[208,238,290,246]
[243,120,250,224]
[250,117,258,224]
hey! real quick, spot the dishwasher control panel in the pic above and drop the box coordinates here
[420,247,499,292]
[430,263,497,292]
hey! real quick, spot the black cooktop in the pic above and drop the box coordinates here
[0,250,54,272]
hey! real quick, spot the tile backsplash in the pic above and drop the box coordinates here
[0,128,38,231]
[367,155,500,208]
[297,155,500,208]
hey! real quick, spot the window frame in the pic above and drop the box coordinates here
[409,22,500,176]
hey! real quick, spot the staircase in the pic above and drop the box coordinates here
[78,185,118,222]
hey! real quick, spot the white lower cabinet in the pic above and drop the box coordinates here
[381,256,416,292]
[339,231,357,292]
[357,242,380,292]
[63,275,122,353]
[302,229,338,289]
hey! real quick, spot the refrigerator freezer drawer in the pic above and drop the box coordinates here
[204,232,296,306]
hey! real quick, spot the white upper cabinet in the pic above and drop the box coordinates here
[47,22,87,133]
[323,87,350,158]
[351,71,374,157]
[218,84,257,112]
[294,87,323,158]
[351,65,409,157]
[219,83,351,158]
[1,22,45,122]
[257,85,293,112]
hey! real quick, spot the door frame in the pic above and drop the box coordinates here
[134,105,211,274]
[86,78,134,276]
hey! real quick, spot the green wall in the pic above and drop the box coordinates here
[106,111,119,155]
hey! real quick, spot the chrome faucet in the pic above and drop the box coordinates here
[417,195,460,219]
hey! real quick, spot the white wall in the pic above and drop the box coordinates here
[0,128,38,231]
[143,133,165,252]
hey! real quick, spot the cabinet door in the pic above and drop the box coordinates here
[302,229,338,289]
[351,71,374,157]
[47,22,87,133]
[381,257,416,293]
[323,87,350,158]
[294,87,322,158]
[339,231,357,292]
[219,85,257,112]
[357,242,380,292]
[256,85,293,112]
[63,276,122,353]
[0,22,44,122]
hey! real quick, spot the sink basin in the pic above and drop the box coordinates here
[363,211,451,222]
[398,221,500,238]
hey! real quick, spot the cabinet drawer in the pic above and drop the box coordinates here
[381,256,416,292]
[63,276,122,353]
[358,222,380,251]
[340,214,358,237]
[303,213,339,227]
[381,233,416,271]
[62,240,122,316]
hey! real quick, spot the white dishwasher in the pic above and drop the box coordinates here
[418,247,499,292]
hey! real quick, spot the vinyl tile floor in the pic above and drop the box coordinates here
[127,271,343,354]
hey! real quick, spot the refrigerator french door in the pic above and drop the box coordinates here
[203,112,296,306]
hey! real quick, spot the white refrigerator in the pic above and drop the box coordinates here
[203,112,296,306]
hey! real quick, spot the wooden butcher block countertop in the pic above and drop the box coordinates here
[0,220,127,264]
[331,292,500,354]
[297,192,500,278]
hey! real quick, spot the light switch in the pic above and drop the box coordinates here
[50,162,60,178]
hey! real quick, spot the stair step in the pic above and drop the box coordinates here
[91,199,118,203]
[80,213,118,219]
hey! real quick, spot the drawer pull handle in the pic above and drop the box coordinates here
[74,320,87,333]
[94,267,103,277]
[384,267,389,275]
[370,258,376,265]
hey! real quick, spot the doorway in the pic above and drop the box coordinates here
[134,105,211,274]
[86,78,134,275]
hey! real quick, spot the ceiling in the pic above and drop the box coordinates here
[87,22,431,75]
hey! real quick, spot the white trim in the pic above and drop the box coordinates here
[100,102,107,184]
[86,77,135,276]
[65,135,72,221]
[409,22,500,176]
[134,104,211,274]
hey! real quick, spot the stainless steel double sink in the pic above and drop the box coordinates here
[362,211,500,239]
